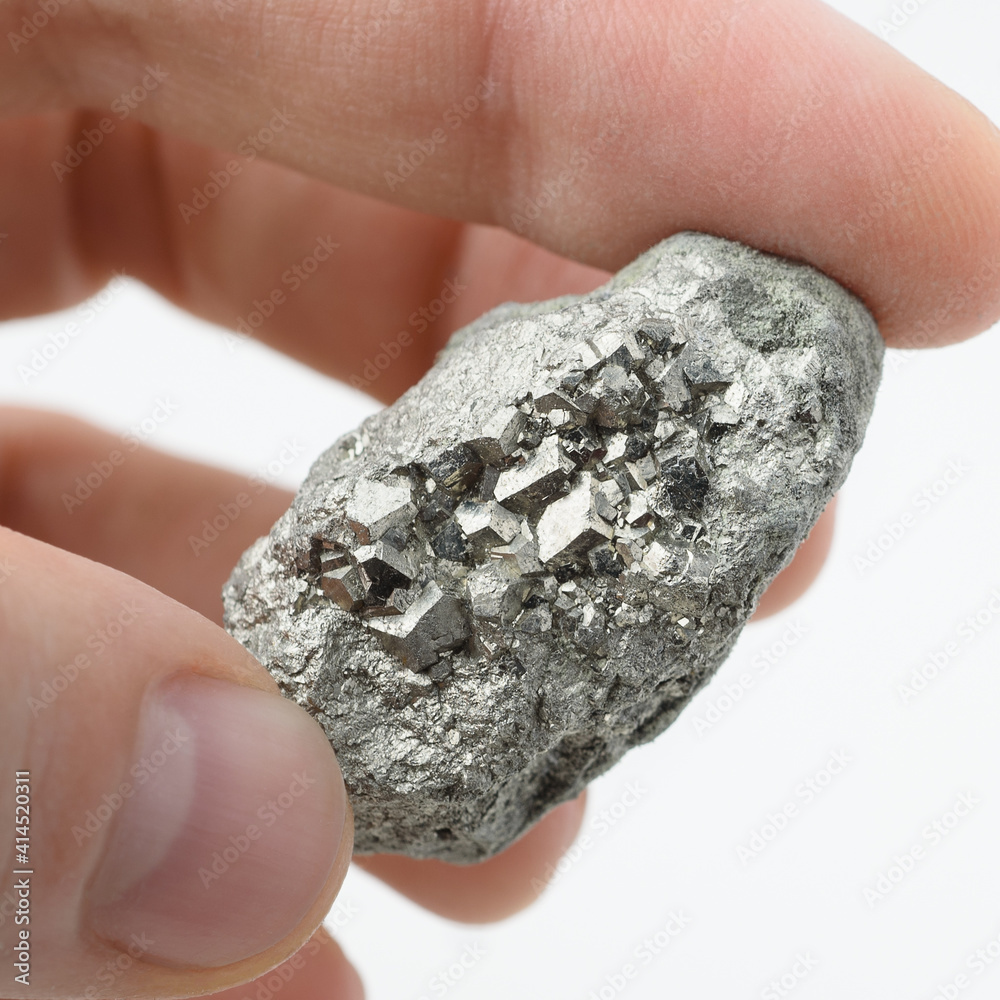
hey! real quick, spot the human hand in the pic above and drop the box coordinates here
[2,0,999,996]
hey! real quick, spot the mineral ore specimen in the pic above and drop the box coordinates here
[223,233,883,862]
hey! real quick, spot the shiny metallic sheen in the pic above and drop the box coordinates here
[223,233,883,861]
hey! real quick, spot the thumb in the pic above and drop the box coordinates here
[0,527,352,996]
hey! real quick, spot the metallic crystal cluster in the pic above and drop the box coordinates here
[223,233,884,862]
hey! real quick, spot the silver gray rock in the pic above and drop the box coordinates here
[223,232,883,862]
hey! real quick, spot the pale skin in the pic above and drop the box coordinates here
[1,0,999,996]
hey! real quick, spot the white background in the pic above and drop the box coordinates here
[2,1,1000,997]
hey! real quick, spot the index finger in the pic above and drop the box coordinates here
[2,0,999,346]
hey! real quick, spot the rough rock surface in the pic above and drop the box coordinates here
[223,232,883,862]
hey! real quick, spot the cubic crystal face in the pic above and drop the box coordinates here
[536,473,614,565]
[223,233,883,862]
[367,582,470,671]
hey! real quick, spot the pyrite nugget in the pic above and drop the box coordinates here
[223,233,883,861]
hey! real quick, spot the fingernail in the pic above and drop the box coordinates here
[84,673,347,968]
